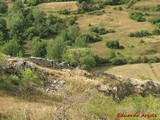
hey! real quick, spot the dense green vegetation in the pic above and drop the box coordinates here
[131,5,160,12]
[0,69,41,97]
[0,0,159,69]
[129,12,146,22]
[79,95,160,120]
[129,30,151,38]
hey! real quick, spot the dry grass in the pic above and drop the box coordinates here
[38,1,78,12]
[106,63,160,81]
[134,0,160,7]
[77,6,154,57]
[0,90,54,120]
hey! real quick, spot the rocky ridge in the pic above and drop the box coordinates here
[0,56,160,100]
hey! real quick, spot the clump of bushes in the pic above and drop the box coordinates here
[58,9,71,15]
[106,40,123,49]
[113,6,123,11]
[81,33,102,43]
[0,69,41,97]
[106,51,160,65]
[149,18,160,25]
[131,5,160,11]
[77,1,105,13]
[87,10,105,15]
[152,28,160,35]
[63,48,96,69]
[89,26,115,35]
[129,30,151,38]
[129,12,146,22]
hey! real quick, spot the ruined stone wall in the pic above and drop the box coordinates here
[25,57,72,69]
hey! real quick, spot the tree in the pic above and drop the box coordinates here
[32,7,46,23]
[8,11,26,39]
[0,0,8,13]
[47,36,67,61]
[0,18,8,44]
[32,37,46,57]
[11,0,24,11]
[2,39,21,56]
[63,48,96,69]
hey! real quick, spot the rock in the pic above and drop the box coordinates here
[97,75,160,100]
[41,79,66,94]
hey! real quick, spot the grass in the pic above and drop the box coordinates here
[37,2,78,12]
[106,63,160,81]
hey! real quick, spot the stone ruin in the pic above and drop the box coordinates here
[25,57,72,69]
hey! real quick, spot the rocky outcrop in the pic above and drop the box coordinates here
[41,79,66,94]
[98,74,160,100]
[1,56,160,100]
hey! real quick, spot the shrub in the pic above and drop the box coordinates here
[89,26,108,35]
[113,6,123,11]
[47,36,67,61]
[154,5,160,11]
[129,12,146,22]
[32,37,46,57]
[94,55,108,65]
[149,18,160,25]
[87,10,105,15]
[2,39,22,57]
[110,56,127,65]
[58,9,71,15]
[20,69,41,96]
[107,51,127,65]
[129,30,151,37]
[81,33,101,43]
[63,48,96,69]
[106,40,122,49]
[152,28,160,35]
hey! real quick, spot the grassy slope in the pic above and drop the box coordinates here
[36,0,160,58]
[106,63,160,81]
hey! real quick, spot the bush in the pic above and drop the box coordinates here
[152,28,160,35]
[107,51,127,65]
[129,12,146,22]
[149,18,160,25]
[94,55,108,65]
[20,69,41,96]
[58,9,71,15]
[2,39,22,56]
[63,48,96,69]
[129,30,151,38]
[32,37,46,57]
[111,56,127,65]
[113,6,123,11]
[77,1,104,13]
[89,26,108,35]
[81,33,101,43]
[47,36,67,61]
[106,40,122,49]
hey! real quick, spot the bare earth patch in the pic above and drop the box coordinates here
[38,1,78,11]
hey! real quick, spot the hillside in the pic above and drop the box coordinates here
[0,0,160,119]
[0,55,159,119]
